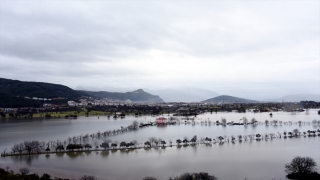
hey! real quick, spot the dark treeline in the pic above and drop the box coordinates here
[1,100,319,119]
[0,91,43,108]
[300,101,320,109]
[0,106,78,118]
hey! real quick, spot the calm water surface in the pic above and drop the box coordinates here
[0,110,319,180]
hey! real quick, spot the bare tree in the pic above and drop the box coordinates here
[285,156,317,174]
[132,120,139,130]
[143,177,157,180]
[190,135,197,144]
[131,140,138,148]
[277,132,282,138]
[12,143,24,154]
[169,172,217,180]
[272,120,278,125]
[160,140,166,147]
[251,118,257,125]
[19,167,30,175]
[242,117,248,125]
[292,129,300,137]
[149,137,157,147]
[79,175,97,180]
[94,141,99,149]
[24,140,44,154]
[176,139,182,146]
[217,136,224,143]
[144,141,151,148]
[221,118,227,125]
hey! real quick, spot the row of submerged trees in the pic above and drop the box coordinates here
[5,128,319,156]
[3,118,319,156]
[193,118,320,126]
[3,120,141,155]
[8,118,318,155]
[174,129,320,145]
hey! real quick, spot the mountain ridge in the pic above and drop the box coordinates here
[0,78,164,107]
[202,95,259,103]
[145,88,220,102]
[264,94,320,102]
[78,89,164,102]
[0,78,84,99]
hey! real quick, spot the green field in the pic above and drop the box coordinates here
[1,110,112,119]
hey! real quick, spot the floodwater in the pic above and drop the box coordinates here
[0,110,319,180]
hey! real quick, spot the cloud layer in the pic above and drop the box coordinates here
[0,1,319,99]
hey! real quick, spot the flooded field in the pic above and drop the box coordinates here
[0,110,319,180]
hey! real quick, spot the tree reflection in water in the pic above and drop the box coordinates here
[10,154,40,166]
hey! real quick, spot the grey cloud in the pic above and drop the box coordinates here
[0,1,170,63]
[0,1,318,100]
[1,1,318,62]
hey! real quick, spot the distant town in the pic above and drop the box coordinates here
[1,96,319,119]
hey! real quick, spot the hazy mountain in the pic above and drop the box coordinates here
[78,89,164,102]
[145,88,220,102]
[265,94,320,102]
[75,85,134,93]
[202,95,259,103]
[0,78,85,99]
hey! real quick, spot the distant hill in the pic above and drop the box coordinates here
[78,89,164,102]
[202,95,259,103]
[145,88,219,102]
[0,78,84,99]
[265,94,320,102]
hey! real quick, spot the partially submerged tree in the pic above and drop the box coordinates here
[56,145,64,152]
[84,144,92,150]
[176,139,182,146]
[144,141,151,148]
[12,143,25,154]
[190,135,197,144]
[66,144,83,151]
[24,140,44,155]
[100,142,109,150]
[292,129,300,137]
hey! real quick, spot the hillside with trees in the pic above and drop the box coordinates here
[0,78,164,107]
[0,78,85,99]
[78,89,164,102]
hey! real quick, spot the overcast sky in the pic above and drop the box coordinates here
[0,0,319,99]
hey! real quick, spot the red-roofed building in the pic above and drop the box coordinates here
[156,117,167,124]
